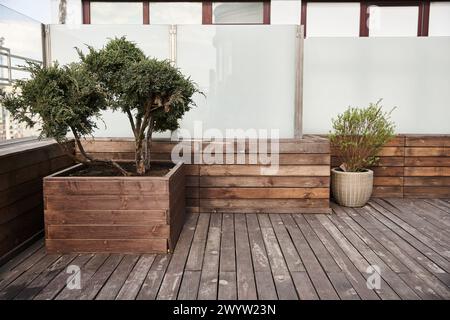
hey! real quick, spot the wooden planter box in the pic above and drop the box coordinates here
[43,162,185,254]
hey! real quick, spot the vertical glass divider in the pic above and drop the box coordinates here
[169,24,177,66]
[294,25,304,139]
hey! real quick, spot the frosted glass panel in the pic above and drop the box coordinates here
[50,25,170,137]
[213,2,264,24]
[90,2,143,24]
[303,37,450,134]
[429,2,450,36]
[369,6,418,36]
[177,25,298,138]
[150,2,202,24]
[0,5,43,62]
[307,2,360,37]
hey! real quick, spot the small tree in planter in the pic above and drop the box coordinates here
[79,37,200,175]
[329,100,395,207]
[0,62,130,175]
[0,38,201,254]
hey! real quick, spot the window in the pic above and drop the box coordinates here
[429,1,450,36]
[212,2,264,24]
[150,2,202,24]
[368,5,419,36]
[306,2,360,37]
[90,2,143,24]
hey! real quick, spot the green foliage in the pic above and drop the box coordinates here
[121,58,199,133]
[0,62,106,143]
[77,37,145,111]
[1,37,200,175]
[329,100,396,172]
[80,37,201,174]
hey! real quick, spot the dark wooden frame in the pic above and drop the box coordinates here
[82,1,271,25]
[300,0,430,37]
[44,161,186,254]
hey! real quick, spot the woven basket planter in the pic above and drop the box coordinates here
[331,168,373,207]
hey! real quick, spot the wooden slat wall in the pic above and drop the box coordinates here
[332,135,450,199]
[80,136,331,214]
[404,135,450,198]
[0,141,75,260]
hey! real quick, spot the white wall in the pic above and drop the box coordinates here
[429,1,450,36]
[271,0,301,24]
[303,37,450,134]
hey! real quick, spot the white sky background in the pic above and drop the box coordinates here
[0,0,52,23]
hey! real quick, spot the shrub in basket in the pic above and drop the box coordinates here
[0,38,201,253]
[329,100,395,207]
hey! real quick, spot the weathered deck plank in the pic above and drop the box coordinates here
[0,199,449,300]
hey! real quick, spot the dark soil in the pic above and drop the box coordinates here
[65,162,173,177]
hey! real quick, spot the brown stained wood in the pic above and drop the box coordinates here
[0,253,61,300]
[234,214,257,300]
[2,199,450,300]
[315,214,400,300]
[200,176,330,188]
[197,214,222,300]
[96,254,140,300]
[44,179,169,195]
[327,272,360,300]
[258,215,298,300]
[136,254,170,300]
[369,208,450,276]
[303,214,380,300]
[372,186,404,198]
[373,177,404,186]
[218,271,237,300]
[200,165,330,177]
[46,239,167,254]
[47,225,170,240]
[404,177,450,187]
[44,163,185,254]
[157,214,198,300]
[326,214,420,299]
[254,271,278,300]
[45,195,170,211]
[406,147,450,157]
[371,167,404,177]
[200,199,329,211]
[53,255,109,300]
[116,254,156,300]
[78,138,331,213]
[45,210,167,225]
[406,136,450,147]
[405,167,450,177]
[290,272,319,300]
[178,270,201,300]
[292,214,341,273]
[220,214,235,273]
[78,254,123,300]
[405,157,450,167]
[377,147,405,157]
[0,140,75,258]
[268,215,305,272]
[33,253,94,300]
[200,187,329,199]
[404,187,450,198]
[185,214,210,271]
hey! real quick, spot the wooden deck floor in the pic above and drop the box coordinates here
[1,198,449,300]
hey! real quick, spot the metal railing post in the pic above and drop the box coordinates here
[294,25,304,139]
[169,25,177,67]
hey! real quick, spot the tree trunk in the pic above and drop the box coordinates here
[135,136,146,175]
[144,118,154,171]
